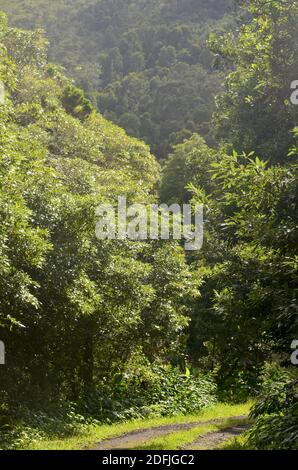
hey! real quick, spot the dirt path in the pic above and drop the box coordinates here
[183,424,250,450]
[91,416,247,450]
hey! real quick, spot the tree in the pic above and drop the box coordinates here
[209,0,298,163]
[0,14,197,407]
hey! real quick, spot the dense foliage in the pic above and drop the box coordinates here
[210,0,298,162]
[0,364,217,450]
[0,0,235,158]
[0,0,297,451]
[160,0,298,448]
[81,362,217,422]
[0,12,200,418]
[247,365,298,449]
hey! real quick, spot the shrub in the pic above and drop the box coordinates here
[79,360,217,422]
[247,365,298,449]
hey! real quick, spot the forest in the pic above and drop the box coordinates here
[0,0,297,452]
[0,0,235,158]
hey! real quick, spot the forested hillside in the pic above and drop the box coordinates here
[0,0,235,157]
[0,0,297,452]
[0,9,205,431]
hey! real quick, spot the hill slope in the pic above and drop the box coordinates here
[0,0,235,157]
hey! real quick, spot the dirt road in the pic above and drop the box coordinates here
[91,416,249,450]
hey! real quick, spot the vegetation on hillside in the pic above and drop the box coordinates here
[0,0,297,451]
[0,0,235,158]
[0,10,203,434]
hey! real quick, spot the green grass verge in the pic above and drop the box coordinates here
[28,402,252,450]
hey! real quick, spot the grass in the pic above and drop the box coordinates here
[132,417,250,450]
[28,402,252,450]
[219,433,253,450]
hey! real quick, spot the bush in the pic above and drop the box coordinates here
[79,360,217,422]
[0,362,217,448]
[247,365,298,449]
[0,401,97,450]
[216,366,261,403]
